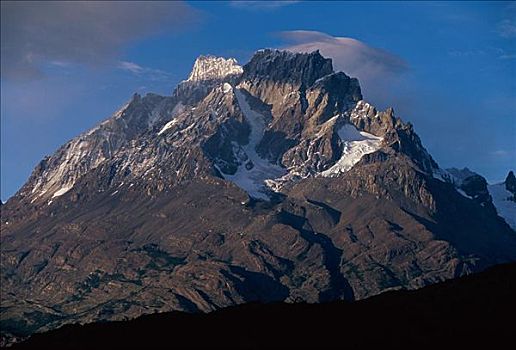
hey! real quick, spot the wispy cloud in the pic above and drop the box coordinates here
[117,61,174,82]
[496,2,516,38]
[448,49,486,58]
[1,1,199,81]
[230,1,299,11]
[497,19,516,38]
[448,47,515,60]
[499,53,516,60]
[278,30,409,108]
[118,61,147,75]
[491,150,512,157]
[279,31,408,79]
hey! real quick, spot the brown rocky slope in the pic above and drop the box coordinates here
[1,49,515,345]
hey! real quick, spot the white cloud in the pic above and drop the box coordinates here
[118,61,146,74]
[117,61,174,82]
[280,31,408,78]
[491,150,511,157]
[278,30,409,109]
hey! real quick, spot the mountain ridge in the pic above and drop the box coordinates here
[9,262,516,349]
[1,48,515,346]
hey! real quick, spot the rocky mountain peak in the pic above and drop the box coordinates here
[2,47,516,347]
[187,55,243,82]
[447,167,478,183]
[174,55,242,105]
[504,171,516,203]
[506,171,516,193]
[242,49,333,87]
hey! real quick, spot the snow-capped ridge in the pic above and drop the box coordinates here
[489,183,516,231]
[187,55,243,82]
[19,49,461,206]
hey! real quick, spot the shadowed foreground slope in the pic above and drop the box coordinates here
[12,263,516,349]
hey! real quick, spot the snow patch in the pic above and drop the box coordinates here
[488,183,516,231]
[223,83,233,93]
[457,189,471,198]
[52,185,73,198]
[218,89,286,200]
[158,119,179,135]
[158,102,185,135]
[320,124,382,177]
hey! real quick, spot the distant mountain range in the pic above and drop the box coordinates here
[1,49,515,346]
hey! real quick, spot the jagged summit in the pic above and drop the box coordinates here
[506,171,516,194]
[2,48,515,347]
[186,55,243,82]
[173,55,242,105]
[243,48,334,87]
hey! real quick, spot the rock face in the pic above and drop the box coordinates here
[445,167,516,231]
[460,175,494,208]
[187,55,243,82]
[505,171,516,199]
[1,49,515,346]
[174,55,243,106]
[486,171,516,231]
[447,167,477,182]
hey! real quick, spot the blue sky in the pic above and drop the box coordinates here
[1,1,515,201]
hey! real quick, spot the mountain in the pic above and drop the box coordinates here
[445,167,516,230]
[10,263,516,349]
[1,49,515,346]
[487,171,516,230]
